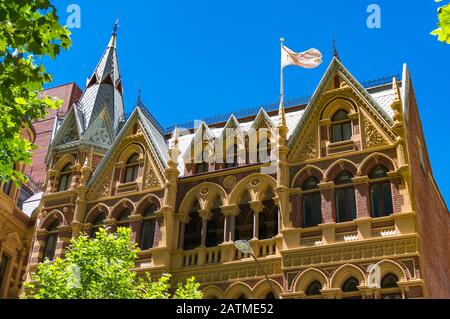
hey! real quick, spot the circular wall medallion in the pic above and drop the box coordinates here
[251,178,260,186]
[200,188,209,195]
[223,176,237,189]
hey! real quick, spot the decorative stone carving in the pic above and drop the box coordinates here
[93,170,112,199]
[61,125,78,144]
[88,121,111,145]
[144,163,160,189]
[297,129,317,162]
[223,176,237,189]
[364,117,388,148]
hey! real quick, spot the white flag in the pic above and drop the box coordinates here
[281,45,322,69]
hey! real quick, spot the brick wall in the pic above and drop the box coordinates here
[29,83,82,183]
[405,81,450,298]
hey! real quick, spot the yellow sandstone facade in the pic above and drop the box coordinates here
[1,30,449,299]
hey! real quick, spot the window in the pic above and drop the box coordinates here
[91,214,106,239]
[195,162,209,174]
[369,166,393,218]
[342,277,359,292]
[381,274,399,289]
[302,177,322,228]
[0,254,9,291]
[306,281,322,296]
[117,209,131,228]
[44,221,60,261]
[58,164,72,192]
[140,205,156,250]
[335,171,356,223]
[257,138,271,163]
[225,144,239,168]
[331,110,352,143]
[124,154,139,183]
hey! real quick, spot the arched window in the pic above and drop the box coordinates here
[257,138,271,163]
[331,110,352,143]
[58,163,72,192]
[335,171,356,223]
[259,199,278,239]
[381,273,399,289]
[342,277,359,293]
[369,165,393,218]
[225,144,239,168]
[183,201,202,250]
[380,273,402,299]
[306,281,322,296]
[44,220,60,261]
[117,208,131,228]
[302,177,322,228]
[91,213,105,239]
[205,197,224,248]
[140,205,156,250]
[124,154,139,183]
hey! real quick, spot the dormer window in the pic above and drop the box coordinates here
[195,162,209,174]
[331,110,352,143]
[225,144,239,168]
[124,154,139,183]
[257,138,271,163]
[58,164,72,192]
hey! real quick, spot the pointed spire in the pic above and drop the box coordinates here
[168,127,180,168]
[333,36,340,60]
[78,25,124,135]
[278,101,286,128]
[391,77,403,124]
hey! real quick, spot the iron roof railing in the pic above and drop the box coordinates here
[125,73,401,135]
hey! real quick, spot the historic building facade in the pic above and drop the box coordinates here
[13,30,450,299]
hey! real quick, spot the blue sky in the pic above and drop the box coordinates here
[47,0,449,205]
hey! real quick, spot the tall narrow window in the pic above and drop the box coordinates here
[91,213,106,239]
[117,209,131,228]
[302,177,322,228]
[140,205,156,250]
[257,138,271,163]
[183,210,202,250]
[225,144,239,168]
[0,254,9,291]
[335,171,356,223]
[124,154,139,183]
[331,110,352,143]
[58,164,72,192]
[44,221,60,261]
[195,162,209,174]
[369,165,393,218]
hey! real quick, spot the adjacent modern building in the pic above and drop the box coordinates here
[1,29,449,299]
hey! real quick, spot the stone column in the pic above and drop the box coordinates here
[249,201,265,240]
[198,209,212,247]
[221,205,239,242]
[129,214,143,244]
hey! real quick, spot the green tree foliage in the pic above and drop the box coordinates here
[0,0,71,185]
[23,228,203,299]
[432,0,450,43]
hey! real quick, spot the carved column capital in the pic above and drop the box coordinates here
[249,200,265,214]
[220,204,240,217]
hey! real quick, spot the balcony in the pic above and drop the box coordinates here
[174,237,280,269]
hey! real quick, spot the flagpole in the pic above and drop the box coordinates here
[280,37,285,107]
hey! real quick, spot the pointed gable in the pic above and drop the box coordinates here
[51,105,83,147]
[81,107,115,148]
[288,57,397,160]
[87,105,168,196]
[251,108,276,131]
